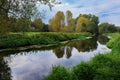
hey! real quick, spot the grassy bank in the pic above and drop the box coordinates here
[45,33,120,80]
[0,32,91,49]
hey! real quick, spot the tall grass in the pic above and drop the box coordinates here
[0,32,91,49]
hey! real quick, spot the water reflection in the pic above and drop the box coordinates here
[0,57,12,80]
[98,35,110,45]
[0,36,111,80]
[53,37,98,59]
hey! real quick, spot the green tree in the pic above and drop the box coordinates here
[33,18,44,31]
[87,22,98,35]
[99,23,117,34]
[0,0,59,18]
[15,18,31,32]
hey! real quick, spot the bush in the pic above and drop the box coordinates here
[45,66,71,80]
[72,62,95,80]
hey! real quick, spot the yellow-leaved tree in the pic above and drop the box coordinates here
[75,17,89,32]
[49,11,65,32]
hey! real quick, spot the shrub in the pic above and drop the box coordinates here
[72,62,95,80]
[45,66,71,80]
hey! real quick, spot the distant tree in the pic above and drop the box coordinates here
[33,18,44,31]
[15,18,31,32]
[75,14,99,34]
[75,17,89,32]
[0,16,10,34]
[49,11,65,32]
[66,10,74,32]
[49,18,57,31]
[99,23,117,34]
[116,27,120,33]
[76,14,99,25]
[87,22,98,35]
[43,24,49,32]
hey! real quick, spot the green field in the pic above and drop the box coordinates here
[0,32,91,49]
[45,33,120,80]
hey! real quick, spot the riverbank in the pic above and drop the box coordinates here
[45,33,120,80]
[0,32,91,50]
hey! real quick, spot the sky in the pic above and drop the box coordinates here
[39,0,120,26]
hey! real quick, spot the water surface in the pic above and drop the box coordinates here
[0,37,111,80]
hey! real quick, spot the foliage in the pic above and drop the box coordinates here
[0,16,10,34]
[75,17,89,32]
[75,14,99,35]
[45,66,71,80]
[76,14,99,25]
[33,18,44,31]
[49,11,65,32]
[0,0,58,18]
[73,62,95,80]
[99,23,117,34]
[49,10,75,32]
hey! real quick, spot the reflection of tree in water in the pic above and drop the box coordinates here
[53,47,72,59]
[53,47,64,58]
[0,57,12,80]
[98,35,109,45]
[53,38,98,59]
[66,47,72,59]
[67,38,98,52]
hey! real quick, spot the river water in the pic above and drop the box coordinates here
[0,36,111,80]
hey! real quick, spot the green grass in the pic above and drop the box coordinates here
[104,33,120,49]
[0,32,91,49]
[45,33,120,80]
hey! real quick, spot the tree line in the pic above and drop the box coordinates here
[49,10,120,34]
[0,2,120,34]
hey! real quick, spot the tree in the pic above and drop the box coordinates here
[75,17,89,32]
[49,11,65,32]
[76,14,99,25]
[66,10,74,32]
[33,18,44,31]
[99,23,117,34]
[15,18,31,32]
[87,22,98,35]
[0,16,10,34]
[0,0,59,18]
[75,14,99,34]
[0,0,59,33]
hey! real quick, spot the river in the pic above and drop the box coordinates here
[0,36,111,80]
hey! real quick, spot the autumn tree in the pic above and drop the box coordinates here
[49,11,65,32]
[66,10,74,32]
[75,17,89,32]
[75,14,99,34]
